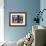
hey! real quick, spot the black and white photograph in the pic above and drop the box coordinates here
[9,12,27,26]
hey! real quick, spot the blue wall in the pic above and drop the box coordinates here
[40,0,46,27]
[4,0,40,42]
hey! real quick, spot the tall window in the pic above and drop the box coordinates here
[0,0,4,42]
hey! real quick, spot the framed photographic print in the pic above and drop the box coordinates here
[9,12,27,27]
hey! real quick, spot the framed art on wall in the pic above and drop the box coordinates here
[9,12,27,27]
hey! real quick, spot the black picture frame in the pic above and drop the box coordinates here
[9,12,27,27]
